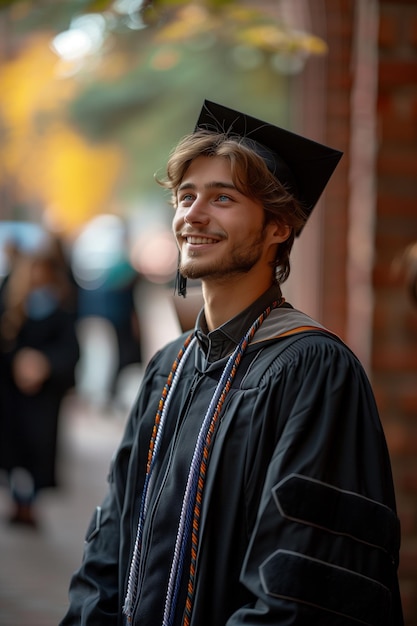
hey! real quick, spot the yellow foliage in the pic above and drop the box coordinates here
[15,124,123,232]
[0,33,77,129]
[155,5,219,42]
[301,33,329,55]
[238,25,328,55]
[0,32,124,232]
[153,4,328,56]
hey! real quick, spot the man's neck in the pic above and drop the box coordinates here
[202,275,274,331]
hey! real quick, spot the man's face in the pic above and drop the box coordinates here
[172,155,279,285]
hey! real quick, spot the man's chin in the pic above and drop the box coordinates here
[180,262,231,279]
[179,265,212,280]
[180,267,251,282]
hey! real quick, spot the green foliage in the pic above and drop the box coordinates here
[0,0,328,223]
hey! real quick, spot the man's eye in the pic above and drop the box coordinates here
[179,193,194,202]
[218,194,231,202]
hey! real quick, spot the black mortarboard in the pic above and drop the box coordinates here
[195,100,343,235]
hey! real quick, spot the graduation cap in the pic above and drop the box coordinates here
[195,100,343,234]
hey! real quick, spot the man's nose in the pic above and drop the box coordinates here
[184,198,210,225]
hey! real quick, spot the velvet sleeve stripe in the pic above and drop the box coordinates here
[272,474,400,560]
[260,549,391,625]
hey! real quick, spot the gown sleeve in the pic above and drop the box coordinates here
[227,333,403,626]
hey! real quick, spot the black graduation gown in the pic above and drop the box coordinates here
[60,305,403,626]
[0,304,79,490]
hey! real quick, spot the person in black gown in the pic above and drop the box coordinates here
[0,241,79,527]
[60,101,404,626]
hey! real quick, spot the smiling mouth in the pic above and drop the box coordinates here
[186,236,219,244]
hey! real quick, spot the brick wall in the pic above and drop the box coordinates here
[288,0,354,333]
[306,1,417,622]
[375,1,417,622]
[319,2,353,340]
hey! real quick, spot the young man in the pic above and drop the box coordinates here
[61,101,403,626]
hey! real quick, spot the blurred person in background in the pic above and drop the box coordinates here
[0,240,79,528]
[72,214,143,410]
[76,255,142,403]
[0,238,21,286]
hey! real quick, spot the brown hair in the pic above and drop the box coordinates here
[158,130,307,283]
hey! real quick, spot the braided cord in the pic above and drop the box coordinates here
[163,301,280,626]
[123,333,196,621]
[124,298,281,625]
[182,302,279,626]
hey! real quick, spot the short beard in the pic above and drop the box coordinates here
[179,227,266,281]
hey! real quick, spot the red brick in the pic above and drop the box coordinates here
[397,502,417,536]
[326,15,354,39]
[327,94,351,117]
[378,195,417,217]
[405,311,417,333]
[400,392,417,415]
[383,421,412,455]
[379,12,399,49]
[410,95,417,121]
[378,60,417,88]
[398,579,417,625]
[373,385,390,411]
[330,0,354,13]
[398,542,417,576]
[408,17,417,48]
[377,148,417,177]
[397,464,417,493]
[373,345,417,370]
[374,237,417,261]
[375,0,417,612]
[374,261,417,289]
[374,250,417,280]
[325,123,351,146]
[377,91,394,115]
[379,109,417,143]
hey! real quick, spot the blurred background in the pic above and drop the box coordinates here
[0,0,416,624]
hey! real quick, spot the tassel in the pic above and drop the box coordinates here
[174,269,187,298]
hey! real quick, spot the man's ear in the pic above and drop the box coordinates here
[269,222,291,243]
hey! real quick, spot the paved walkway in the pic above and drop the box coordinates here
[0,394,129,626]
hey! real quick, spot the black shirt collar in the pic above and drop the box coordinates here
[195,284,283,362]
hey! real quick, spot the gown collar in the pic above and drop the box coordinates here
[195,284,284,363]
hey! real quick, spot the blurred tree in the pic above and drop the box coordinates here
[0,33,123,231]
[0,0,327,233]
